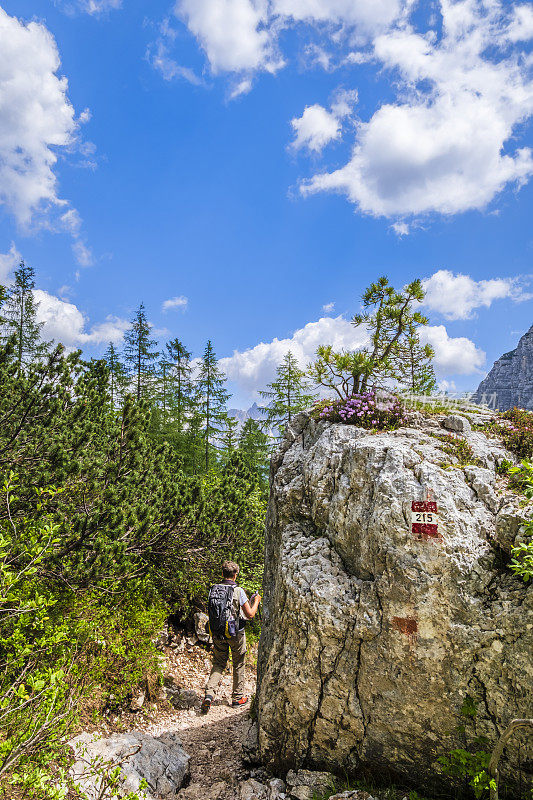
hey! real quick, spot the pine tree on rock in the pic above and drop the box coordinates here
[260,351,314,437]
[196,340,229,470]
[2,262,48,371]
[395,319,436,395]
[123,302,159,401]
[103,341,129,407]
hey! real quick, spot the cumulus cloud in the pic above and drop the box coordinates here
[162,295,189,312]
[0,8,79,226]
[422,270,531,320]
[420,325,485,375]
[34,290,128,347]
[271,0,405,33]
[175,0,284,75]
[0,9,93,262]
[0,243,22,284]
[301,2,533,219]
[290,90,357,153]
[221,313,482,395]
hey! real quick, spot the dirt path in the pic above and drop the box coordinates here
[142,634,260,800]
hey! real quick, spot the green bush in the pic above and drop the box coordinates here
[489,408,533,459]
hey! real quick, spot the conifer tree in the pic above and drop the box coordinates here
[196,340,229,470]
[103,341,128,407]
[396,319,436,395]
[220,415,239,459]
[2,262,47,371]
[165,337,194,433]
[260,351,314,437]
[238,417,270,484]
[123,302,159,401]
[309,276,432,398]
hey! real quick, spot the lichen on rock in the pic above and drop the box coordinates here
[256,412,532,790]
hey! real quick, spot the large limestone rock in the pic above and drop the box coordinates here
[70,730,190,799]
[256,413,532,790]
[473,323,533,410]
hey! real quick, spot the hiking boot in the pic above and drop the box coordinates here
[232,696,249,707]
[201,695,212,714]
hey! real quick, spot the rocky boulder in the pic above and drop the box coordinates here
[70,731,190,799]
[256,413,532,790]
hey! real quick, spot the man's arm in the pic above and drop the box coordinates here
[242,593,261,620]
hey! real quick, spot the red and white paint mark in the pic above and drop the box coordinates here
[411,500,440,539]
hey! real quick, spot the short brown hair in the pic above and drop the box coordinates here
[222,560,239,578]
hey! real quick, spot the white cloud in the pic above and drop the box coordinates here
[162,295,189,312]
[271,0,405,34]
[34,290,128,347]
[221,313,483,395]
[507,4,533,42]
[391,221,409,236]
[0,243,22,284]
[420,325,485,375]
[175,0,284,75]
[290,90,357,153]
[221,315,367,394]
[0,9,93,260]
[146,19,203,85]
[72,239,94,267]
[300,1,533,220]
[322,301,335,313]
[0,8,78,226]
[56,0,122,14]
[422,269,531,320]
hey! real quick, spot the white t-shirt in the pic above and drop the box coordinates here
[236,587,248,606]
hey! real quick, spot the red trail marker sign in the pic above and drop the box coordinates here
[411,500,439,539]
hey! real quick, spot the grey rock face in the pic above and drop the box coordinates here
[285,769,336,800]
[70,730,190,799]
[473,324,533,410]
[256,414,532,789]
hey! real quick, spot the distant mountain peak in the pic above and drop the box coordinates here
[474,324,533,410]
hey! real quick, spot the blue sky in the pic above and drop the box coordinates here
[1,0,532,406]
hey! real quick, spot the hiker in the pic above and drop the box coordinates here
[201,560,261,713]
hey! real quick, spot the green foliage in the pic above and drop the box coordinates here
[504,460,533,582]
[238,418,270,488]
[485,408,533,460]
[312,390,406,430]
[103,342,129,408]
[260,351,315,437]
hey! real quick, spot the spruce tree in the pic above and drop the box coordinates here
[396,320,436,395]
[260,351,314,437]
[103,341,128,407]
[2,261,47,371]
[196,340,229,470]
[123,302,159,401]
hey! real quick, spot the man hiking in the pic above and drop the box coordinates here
[202,560,261,713]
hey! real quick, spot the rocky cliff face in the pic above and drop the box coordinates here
[256,412,532,790]
[474,324,533,410]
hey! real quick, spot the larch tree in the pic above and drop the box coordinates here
[196,340,229,470]
[260,351,315,437]
[123,302,159,401]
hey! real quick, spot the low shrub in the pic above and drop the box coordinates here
[312,391,407,430]
[489,408,533,459]
[434,433,482,467]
